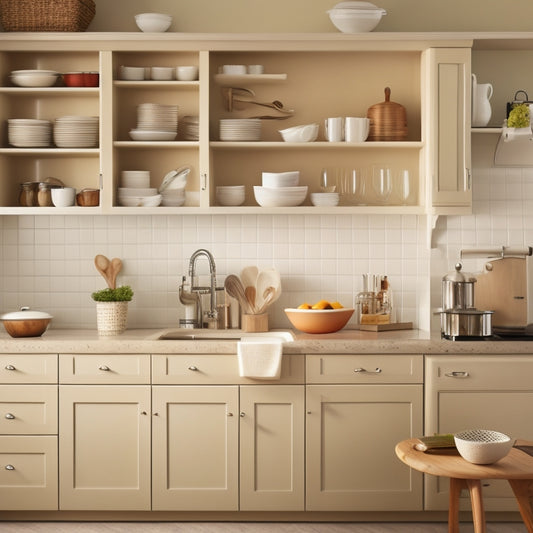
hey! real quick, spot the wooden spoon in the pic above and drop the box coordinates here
[257,286,275,315]
[224,274,251,314]
[109,258,123,290]
[244,285,256,314]
[94,254,112,288]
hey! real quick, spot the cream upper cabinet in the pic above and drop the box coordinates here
[305,354,423,511]
[0,33,476,216]
[424,48,472,212]
[425,355,533,512]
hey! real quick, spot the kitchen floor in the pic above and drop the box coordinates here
[0,523,526,532]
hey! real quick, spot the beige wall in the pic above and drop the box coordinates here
[92,0,533,33]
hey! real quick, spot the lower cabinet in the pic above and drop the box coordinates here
[59,385,152,510]
[305,354,424,511]
[151,384,305,511]
[425,355,533,512]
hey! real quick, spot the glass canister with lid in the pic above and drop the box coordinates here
[18,182,38,206]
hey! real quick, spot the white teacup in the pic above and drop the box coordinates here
[51,187,76,207]
[176,65,199,81]
[345,117,370,142]
[324,117,344,142]
[222,64,246,75]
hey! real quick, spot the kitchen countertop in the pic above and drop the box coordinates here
[1,328,533,355]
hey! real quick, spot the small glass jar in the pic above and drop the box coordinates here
[37,182,55,207]
[18,182,38,207]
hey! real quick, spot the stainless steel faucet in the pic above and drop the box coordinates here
[179,249,218,329]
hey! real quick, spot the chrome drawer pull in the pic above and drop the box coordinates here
[5,413,15,420]
[98,365,110,371]
[445,371,470,378]
[354,367,382,374]
[188,366,198,371]
[227,412,234,417]
[5,464,14,471]
[4,365,15,371]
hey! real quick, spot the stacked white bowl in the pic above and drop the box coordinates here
[310,192,340,206]
[130,103,178,141]
[8,119,52,147]
[158,167,188,206]
[54,116,99,148]
[118,170,162,206]
[10,70,59,87]
[254,171,308,207]
[216,185,245,206]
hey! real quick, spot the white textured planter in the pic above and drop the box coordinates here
[96,301,128,336]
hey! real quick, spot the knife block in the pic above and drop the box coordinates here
[242,313,268,333]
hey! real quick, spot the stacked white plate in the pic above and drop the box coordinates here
[310,192,340,206]
[54,116,99,148]
[130,103,178,141]
[117,186,161,207]
[220,119,261,141]
[179,115,199,140]
[8,119,52,147]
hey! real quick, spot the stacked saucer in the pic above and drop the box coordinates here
[219,119,261,141]
[130,103,178,141]
[8,119,52,147]
[179,115,199,140]
[54,116,99,148]
[310,192,340,207]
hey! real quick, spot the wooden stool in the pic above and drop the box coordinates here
[395,438,533,533]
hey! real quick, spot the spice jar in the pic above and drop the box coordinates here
[37,182,57,207]
[18,182,38,207]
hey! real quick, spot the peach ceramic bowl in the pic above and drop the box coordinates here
[284,308,354,334]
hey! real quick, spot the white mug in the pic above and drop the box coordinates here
[345,117,370,142]
[324,117,344,142]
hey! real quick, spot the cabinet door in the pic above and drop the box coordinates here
[152,385,239,511]
[240,385,305,511]
[306,384,423,511]
[59,385,151,510]
[425,355,533,511]
[425,47,472,209]
[0,435,57,510]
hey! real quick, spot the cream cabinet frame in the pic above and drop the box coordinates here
[0,33,474,216]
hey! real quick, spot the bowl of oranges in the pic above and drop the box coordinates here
[285,300,354,334]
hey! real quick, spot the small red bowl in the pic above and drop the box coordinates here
[83,72,99,87]
[63,72,84,87]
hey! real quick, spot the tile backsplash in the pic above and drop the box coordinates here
[1,135,530,332]
[0,213,427,330]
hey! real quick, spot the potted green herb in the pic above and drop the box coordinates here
[92,285,133,336]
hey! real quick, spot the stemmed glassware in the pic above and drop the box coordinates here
[372,166,392,205]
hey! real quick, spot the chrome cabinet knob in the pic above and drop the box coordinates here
[445,371,469,378]
[354,367,382,374]
[5,413,15,420]
[4,365,15,371]
[98,365,110,371]
[5,464,14,471]
[188,366,198,371]
[240,412,245,417]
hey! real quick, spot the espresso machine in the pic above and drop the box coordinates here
[462,246,533,337]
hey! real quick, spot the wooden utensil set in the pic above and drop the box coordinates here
[94,254,123,289]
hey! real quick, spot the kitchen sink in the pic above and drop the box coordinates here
[153,329,294,342]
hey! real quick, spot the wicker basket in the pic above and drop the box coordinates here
[0,0,95,32]
[96,301,128,336]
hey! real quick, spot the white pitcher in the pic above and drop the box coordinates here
[472,73,493,127]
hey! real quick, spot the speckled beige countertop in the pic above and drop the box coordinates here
[1,328,533,355]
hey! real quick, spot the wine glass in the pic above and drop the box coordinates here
[371,166,392,205]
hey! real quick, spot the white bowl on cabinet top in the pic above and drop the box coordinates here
[254,186,308,207]
[279,123,319,143]
[135,13,172,32]
[262,171,300,188]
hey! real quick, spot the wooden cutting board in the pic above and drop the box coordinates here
[359,321,413,332]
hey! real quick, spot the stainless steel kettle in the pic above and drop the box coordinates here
[441,263,476,310]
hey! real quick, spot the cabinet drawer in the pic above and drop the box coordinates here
[0,354,57,383]
[426,355,533,390]
[306,354,423,384]
[152,354,304,384]
[0,435,58,510]
[0,385,57,434]
[59,354,150,384]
